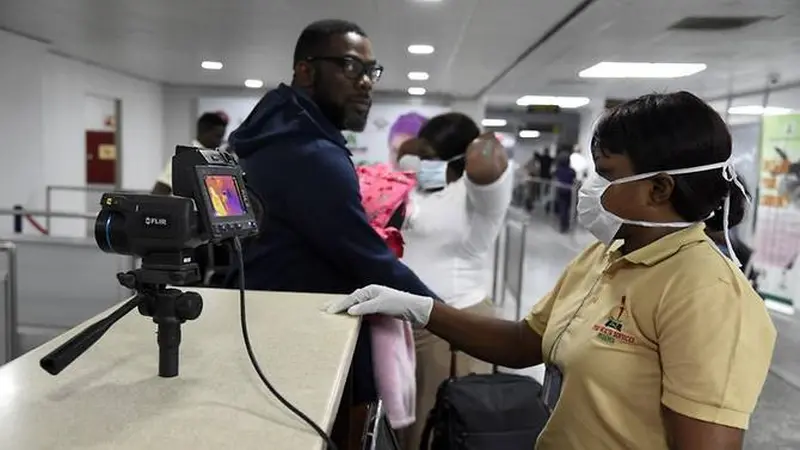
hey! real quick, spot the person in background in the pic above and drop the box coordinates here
[224,19,439,449]
[523,155,540,211]
[151,112,228,195]
[394,114,512,450]
[536,147,554,181]
[329,92,776,450]
[553,150,577,233]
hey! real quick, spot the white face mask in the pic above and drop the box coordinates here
[576,159,750,265]
[399,154,465,191]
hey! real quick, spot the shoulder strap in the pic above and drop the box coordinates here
[418,413,436,450]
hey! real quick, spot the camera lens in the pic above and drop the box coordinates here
[94,209,130,255]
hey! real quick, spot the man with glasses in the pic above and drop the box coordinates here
[227,19,438,448]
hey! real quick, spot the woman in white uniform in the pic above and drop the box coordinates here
[395,112,513,449]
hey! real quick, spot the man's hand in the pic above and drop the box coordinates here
[465,133,509,185]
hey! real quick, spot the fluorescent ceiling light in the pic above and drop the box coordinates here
[408,44,435,55]
[244,79,264,88]
[481,118,507,127]
[408,71,430,81]
[728,105,793,116]
[201,60,223,70]
[579,62,707,79]
[519,130,541,139]
[516,95,590,108]
[408,87,427,96]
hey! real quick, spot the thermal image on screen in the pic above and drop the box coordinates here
[204,175,246,217]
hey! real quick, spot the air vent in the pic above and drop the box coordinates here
[669,16,768,31]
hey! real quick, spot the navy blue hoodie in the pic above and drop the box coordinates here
[228,83,437,401]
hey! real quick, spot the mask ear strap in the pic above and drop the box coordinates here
[721,194,742,267]
[718,159,749,267]
[448,153,466,163]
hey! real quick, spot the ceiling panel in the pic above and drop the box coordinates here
[0,0,587,97]
[488,0,800,105]
[1,0,797,104]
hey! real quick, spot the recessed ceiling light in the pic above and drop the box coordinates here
[728,105,793,116]
[408,45,435,55]
[244,79,264,89]
[408,87,427,96]
[481,119,507,127]
[201,60,223,70]
[516,95,590,108]
[408,71,430,81]
[519,130,541,139]
[578,62,707,79]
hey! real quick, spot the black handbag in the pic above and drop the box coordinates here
[418,351,549,450]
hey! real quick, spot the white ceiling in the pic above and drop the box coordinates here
[0,0,798,106]
[491,0,800,103]
[0,0,583,98]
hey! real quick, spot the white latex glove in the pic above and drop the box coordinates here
[325,285,435,327]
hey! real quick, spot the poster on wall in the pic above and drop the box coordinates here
[753,113,800,307]
[346,103,447,165]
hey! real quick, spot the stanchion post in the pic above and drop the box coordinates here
[12,205,22,234]
[569,185,579,232]
[0,242,18,360]
[492,236,501,306]
[45,186,52,234]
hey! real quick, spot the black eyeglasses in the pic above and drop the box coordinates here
[307,56,384,83]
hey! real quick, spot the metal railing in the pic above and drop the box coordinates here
[45,185,110,232]
[0,242,18,360]
[492,208,530,321]
[0,208,96,221]
[44,185,147,232]
[0,207,97,236]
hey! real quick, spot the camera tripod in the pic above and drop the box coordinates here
[40,263,204,378]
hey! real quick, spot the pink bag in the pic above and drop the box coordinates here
[356,163,418,428]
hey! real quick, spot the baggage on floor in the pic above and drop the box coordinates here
[418,354,548,450]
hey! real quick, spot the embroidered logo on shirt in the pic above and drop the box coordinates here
[592,296,637,345]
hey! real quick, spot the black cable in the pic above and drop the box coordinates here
[232,237,338,450]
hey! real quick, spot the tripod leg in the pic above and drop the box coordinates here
[157,321,181,378]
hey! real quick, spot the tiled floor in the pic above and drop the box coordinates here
[497,215,800,447]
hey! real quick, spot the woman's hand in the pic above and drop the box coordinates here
[325,285,435,326]
[465,133,509,185]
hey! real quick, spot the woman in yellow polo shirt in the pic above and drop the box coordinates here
[327,91,777,450]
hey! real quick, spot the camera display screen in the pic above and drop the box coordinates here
[204,175,247,217]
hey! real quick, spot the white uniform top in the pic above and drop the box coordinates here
[401,165,513,309]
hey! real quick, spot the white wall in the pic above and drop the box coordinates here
[84,95,116,131]
[197,96,260,141]
[0,31,46,236]
[161,85,261,166]
[0,29,164,237]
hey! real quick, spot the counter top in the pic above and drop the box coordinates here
[0,288,360,450]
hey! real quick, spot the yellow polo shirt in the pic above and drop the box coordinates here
[526,224,776,450]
